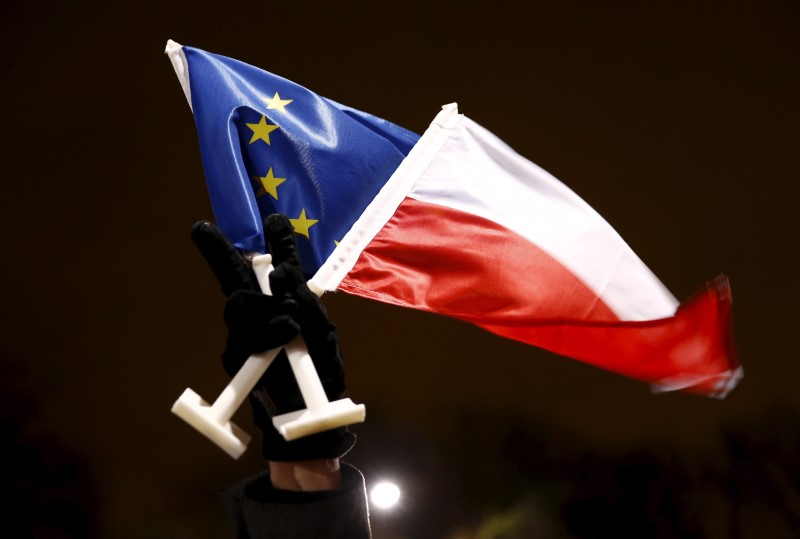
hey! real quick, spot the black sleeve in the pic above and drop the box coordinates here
[223,463,371,539]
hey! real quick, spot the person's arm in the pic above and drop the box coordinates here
[224,462,370,539]
[192,214,370,538]
[268,459,342,491]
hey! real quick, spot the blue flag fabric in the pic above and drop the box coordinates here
[176,44,420,274]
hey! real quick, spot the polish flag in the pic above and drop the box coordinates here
[311,104,741,398]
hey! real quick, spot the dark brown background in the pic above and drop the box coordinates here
[1,1,798,537]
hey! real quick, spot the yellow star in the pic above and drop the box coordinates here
[262,92,293,112]
[289,209,319,239]
[254,167,286,199]
[246,115,279,145]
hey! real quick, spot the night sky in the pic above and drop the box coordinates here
[1,1,798,537]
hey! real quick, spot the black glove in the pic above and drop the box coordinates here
[191,214,355,461]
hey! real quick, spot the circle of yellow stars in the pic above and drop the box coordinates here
[246,92,324,242]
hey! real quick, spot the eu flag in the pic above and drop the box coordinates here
[166,40,420,275]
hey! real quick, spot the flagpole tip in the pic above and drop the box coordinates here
[164,39,192,111]
[165,39,183,54]
[434,103,462,129]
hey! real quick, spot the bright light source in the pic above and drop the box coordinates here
[370,481,401,509]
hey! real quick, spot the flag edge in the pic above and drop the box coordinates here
[309,104,462,292]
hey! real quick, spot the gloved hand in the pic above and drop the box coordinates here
[191,214,355,461]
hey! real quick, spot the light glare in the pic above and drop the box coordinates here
[370,481,401,509]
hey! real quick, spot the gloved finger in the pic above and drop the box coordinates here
[264,214,302,274]
[221,317,300,375]
[191,221,258,296]
[248,315,301,353]
[221,320,299,377]
[269,261,305,299]
[223,289,298,335]
[221,290,302,375]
